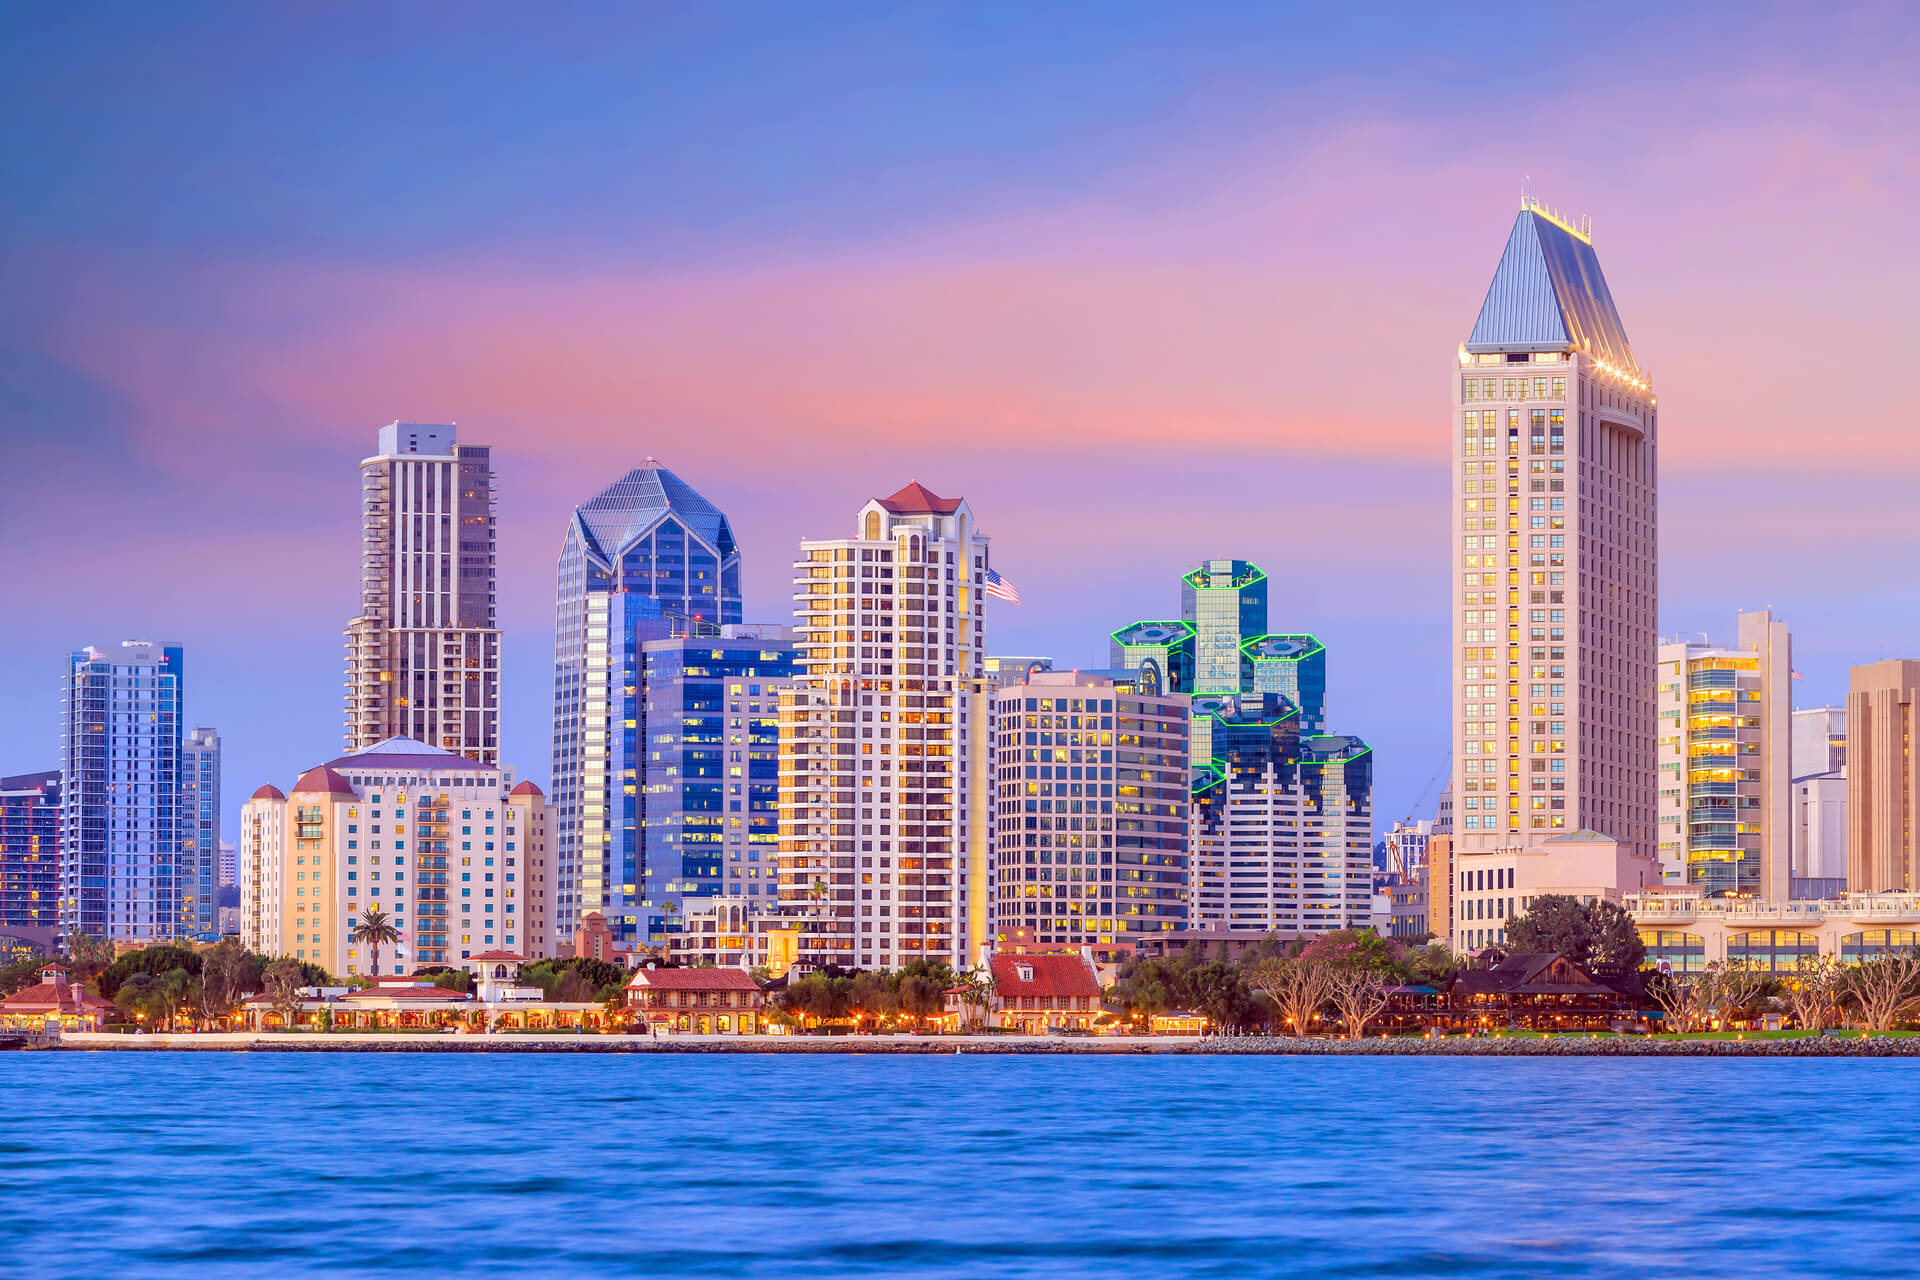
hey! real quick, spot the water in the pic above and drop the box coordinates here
[0,1053,1911,1278]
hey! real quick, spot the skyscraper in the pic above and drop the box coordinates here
[344,422,500,763]
[1450,196,1660,897]
[0,771,60,938]
[640,626,798,940]
[1655,611,1792,898]
[61,641,186,943]
[776,482,990,970]
[1847,660,1920,893]
[551,463,743,942]
[993,671,1190,952]
[180,727,222,937]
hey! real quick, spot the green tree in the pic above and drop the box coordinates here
[198,937,262,1026]
[1299,928,1404,975]
[896,974,947,1031]
[62,933,117,982]
[1504,894,1645,970]
[97,945,202,999]
[263,956,308,1029]
[848,970,896,1029]
[350,908,402,976]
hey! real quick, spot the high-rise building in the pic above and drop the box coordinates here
[1847,660,1920,893]
[776,482,990,970]
[1191,696,1374,933]
[61,641,187,943]
[1654,610,1791,898]
[0,771,60,937]
[992,671,1190,952]
[1792,706,1848,779]
[640,626,798,942]
[239,737,550,973]
[218,838,237,889]
[551,462,743,944]
[983,655,1053,692]
[1451,195,1660,896]
[1789,705,1848,887]
[180,727,221,937]
[344,422,500,763]
[1107,562,1358,937]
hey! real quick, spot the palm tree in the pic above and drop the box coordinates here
[351,908,402,977]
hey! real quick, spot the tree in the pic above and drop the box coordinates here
[97,945,201,999]
[1405,942,1463,987]
[954,968,996,1031]
[1644,970,1702,1034]
[1186,961,1263,1034]
[1784,954,1845,1032]
[1299,929,1404,974]
[350,908,401,977]
[1697,960,1765,1030]
[1325,964,1395,1039]
[62,933,117,982]
[199,938,262,1026]
[263,957,307,1030]
[1248,955,1333,1037]
[116,969,193,1031]
[1504,895,1645,969]
[896,974,947,1031]
[848,970,896,1029]
[1849,949,1920,1033]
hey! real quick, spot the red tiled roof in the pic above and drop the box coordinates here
[508,781,544,797]
[990,951,1101,1000]
[291,766,356,795]
[877,481,961,515]
[468,950,526,961]
[251,783,287,801]
[340,984,469,1002]
[626,967,759,991]
[0,978,113,1016]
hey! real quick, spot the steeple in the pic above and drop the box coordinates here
[1466,199,1642,381]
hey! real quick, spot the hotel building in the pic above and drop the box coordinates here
[239,737,550,973]
[776,482,990,970]
[61,641,188,943]
[343,422,500,764]
[1653,610,1791,898]
[1450,196,1662,943]
[551,463,743,945]
[992,670,1190,953]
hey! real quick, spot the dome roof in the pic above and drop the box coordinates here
[508,780,545,797]
[250,783,287,801]
[291,766,356,795]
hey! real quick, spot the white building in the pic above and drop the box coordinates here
[343,422,500,765]
[1654,610,1792,897]
[239,737,551,975]
[776,482,990,970]
[1450,195,1662,935]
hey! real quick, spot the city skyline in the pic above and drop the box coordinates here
[7,6,1920,847]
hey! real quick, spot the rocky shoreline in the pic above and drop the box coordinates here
[36,1032,1920,1056]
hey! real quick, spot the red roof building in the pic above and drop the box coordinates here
[0,962,114,1031]
[625,966,766,1034]
[987,950,1103,1033]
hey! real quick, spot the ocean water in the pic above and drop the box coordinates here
[0,1053,1910,1278]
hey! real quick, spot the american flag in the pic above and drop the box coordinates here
[984,568,1022,604]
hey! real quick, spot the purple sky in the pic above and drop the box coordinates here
[5,5,1920,839]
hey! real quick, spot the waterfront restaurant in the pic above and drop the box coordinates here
[624,965,768,1034]
[1444,953,1644,1032]
[241,975,611,1032]
[0,962,114,1032]
[984,950,1104,1033]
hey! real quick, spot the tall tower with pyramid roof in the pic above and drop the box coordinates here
[1449,197,1661,949]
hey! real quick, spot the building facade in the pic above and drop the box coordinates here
[641,627,798,941]
[1450,196,1660,920]
[1630,888,1920,972]
[551,463,743,947]
[61,641,187,943]
[1847,660,1920,893]
[238,737,550,974]
[992,671,1190,953]
[344,422,500,763]
[180,726,221,937]
[776,482,991,970]
[1792,706,1847,779]
[0,772,60,937]
[1191,698,1374,934]
[1654,610,1791,897]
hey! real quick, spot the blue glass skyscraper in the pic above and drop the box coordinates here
[550,463,743,946]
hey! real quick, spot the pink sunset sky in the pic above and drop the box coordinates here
[4,5,1919,831]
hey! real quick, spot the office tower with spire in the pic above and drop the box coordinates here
[1448,195,1661,946]
[776,482,990,971]
[343,422,499,763]
[551,462,744,942]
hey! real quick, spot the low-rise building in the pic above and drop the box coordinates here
[625,965,768,1034]
[986,948,1103,1033]
[1445,953,1643,1032]
[1628,888,1920,973]
[1451,830,1661,953]
[0,961,113,1031]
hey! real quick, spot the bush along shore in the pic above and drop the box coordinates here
[40,1031,1920,1055]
